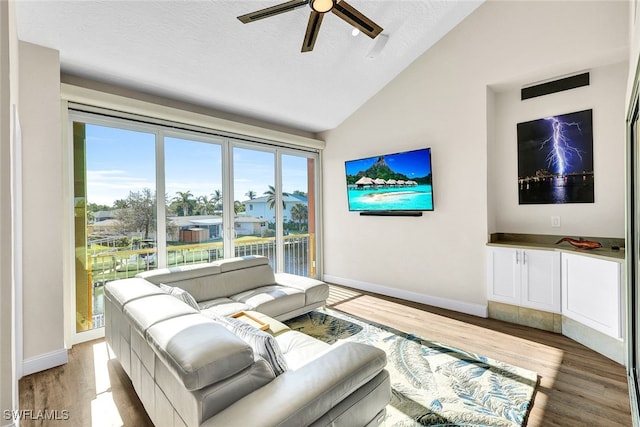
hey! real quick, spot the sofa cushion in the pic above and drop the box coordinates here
[200,299,252,317]
[214,255,270,272]
[105,278,165,310]
[136,262,222,283]
[159,283,200,311]
[124,294,198,334]
[154,352,274,427]
[275,330,331,370]
[219,265,276,295]
[136,264,226,302]
[146,314,254,391]
[213,315,289,376]
[231,285,305,318]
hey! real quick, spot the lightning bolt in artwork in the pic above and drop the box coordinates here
[517,109,594,205]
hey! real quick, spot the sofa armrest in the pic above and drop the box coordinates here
[201,342,387,427]
[274,272,329,304]
[274,272,325,292]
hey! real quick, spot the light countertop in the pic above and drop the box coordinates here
[487,233,625,262]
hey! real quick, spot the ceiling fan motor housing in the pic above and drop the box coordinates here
[311,0,336,13]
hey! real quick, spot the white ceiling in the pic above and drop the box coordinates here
[15,0,483,133]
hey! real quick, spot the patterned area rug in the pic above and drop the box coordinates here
[285,308,538,427]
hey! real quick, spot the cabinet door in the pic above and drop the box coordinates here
[487,247,520,305]
[520,249,561,313]
[561,253,622,338]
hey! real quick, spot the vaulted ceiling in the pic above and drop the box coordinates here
[15,0,483,133]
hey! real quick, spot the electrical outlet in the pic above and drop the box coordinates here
[551,216,561,228]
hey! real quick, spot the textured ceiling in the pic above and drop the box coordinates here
[15,0,483,133]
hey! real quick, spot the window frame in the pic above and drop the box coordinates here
[62,86,323,346]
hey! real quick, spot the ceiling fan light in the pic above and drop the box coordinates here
[311,0,334,13]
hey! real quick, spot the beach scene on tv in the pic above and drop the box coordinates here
[345,148,434,211]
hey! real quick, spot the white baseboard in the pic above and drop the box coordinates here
[22,348,68,376]
[323,275,488,318]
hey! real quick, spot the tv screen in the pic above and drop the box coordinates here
[345,147,434,212]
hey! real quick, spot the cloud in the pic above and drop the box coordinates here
[87,170,155,205]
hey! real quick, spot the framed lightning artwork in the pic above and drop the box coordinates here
[517,109,594,204]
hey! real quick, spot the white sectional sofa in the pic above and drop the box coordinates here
[135,255,328,321]
[104,256,391,427]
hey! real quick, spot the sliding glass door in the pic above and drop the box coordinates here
[70,111,321,340]
[73,120,156,333]
[231,147,318,276]
[232,146,276,265]
[282,153,317,276]
[165,135,224,264]
[628,87,640,421]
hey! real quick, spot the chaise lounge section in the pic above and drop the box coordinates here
[104,256,391,427]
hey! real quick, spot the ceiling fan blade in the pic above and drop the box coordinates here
[238,0,309,24]
[302,11,324,52]
[332,0,383,38]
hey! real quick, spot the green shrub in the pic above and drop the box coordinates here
[262,229,276,238]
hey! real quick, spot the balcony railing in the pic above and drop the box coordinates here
[87,234,313,330]
[88,234,313,288]
[92,313,105,329]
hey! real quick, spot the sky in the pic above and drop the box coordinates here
[85,123,310,207]
[344,147,432,178]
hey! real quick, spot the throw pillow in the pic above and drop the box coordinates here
[217,316,288,376]
[158,283,200,311]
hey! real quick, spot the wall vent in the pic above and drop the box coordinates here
[521,72,590,100]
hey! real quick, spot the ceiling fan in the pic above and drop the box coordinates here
[237,0,383,53]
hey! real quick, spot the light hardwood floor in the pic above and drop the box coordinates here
[19,284,632,426]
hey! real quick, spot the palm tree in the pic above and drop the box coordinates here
[198,195,215,215]
[290,203,308,231]
[245,190,257,200]
[211,189,223,212]
[173,191,194,216]
[264,185,289,210]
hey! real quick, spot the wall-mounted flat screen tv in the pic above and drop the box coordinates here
[345,147,434,212]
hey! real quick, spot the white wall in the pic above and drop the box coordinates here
[18,41,66,373]
[489,61,627,237]
[0,0,19,423]
[321,1,628,314]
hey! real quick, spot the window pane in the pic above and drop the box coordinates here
[165,137,223,265]
[75,122,156,333]
[233,147,275,268]
[282,154,316,277]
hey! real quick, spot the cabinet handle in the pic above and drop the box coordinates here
[515,251,519,264]
[523,252,527,265]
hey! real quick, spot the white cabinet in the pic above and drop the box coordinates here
[487,247,520,305]
[487,247,561,313]
[561,253,622,339]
